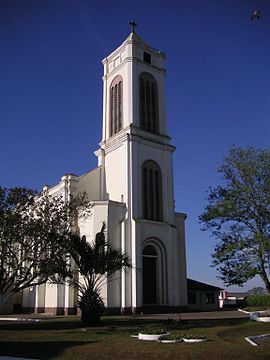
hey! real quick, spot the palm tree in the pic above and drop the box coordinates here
[68,224,130,325]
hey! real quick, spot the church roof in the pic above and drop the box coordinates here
[123,31,165,58]
[103,30,165,64]
[225,292,249,299]
[124,31,142,43]
[187,278,223,291]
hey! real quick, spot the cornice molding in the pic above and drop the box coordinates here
[96,125,175,155]
[103,56,165,79]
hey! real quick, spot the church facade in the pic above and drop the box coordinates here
[22,29,188,314]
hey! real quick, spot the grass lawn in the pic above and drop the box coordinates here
[1,315,270,359]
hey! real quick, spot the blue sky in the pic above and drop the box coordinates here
[1,0,270,291]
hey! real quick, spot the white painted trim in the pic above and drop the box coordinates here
[245,333,270,346]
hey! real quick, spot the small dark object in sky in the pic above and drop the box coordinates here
[251,10,261,21]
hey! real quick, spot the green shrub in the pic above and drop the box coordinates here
[246,295,270,307]
[159,333,182,341]
[79,288,104,326]
[181,334,207,340]
[139,328,167,335]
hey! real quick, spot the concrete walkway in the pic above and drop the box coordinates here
[0,358,36,360]
[0,309,249,322]
[137,310,249,321]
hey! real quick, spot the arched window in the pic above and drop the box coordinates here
[142,160,163,221]
[139,73,159,134]
[110,76,123,137]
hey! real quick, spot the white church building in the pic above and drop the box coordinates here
[22,27,188,314]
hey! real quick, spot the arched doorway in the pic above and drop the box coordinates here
[143,245,158,304]
[142,242,167,305]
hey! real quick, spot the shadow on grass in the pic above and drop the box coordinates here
[0,317,250,333]
[171,318,250,330]
[101,317,250,331]
[0,340,98,359]
[90,318,252,337]
[0,320,84,331]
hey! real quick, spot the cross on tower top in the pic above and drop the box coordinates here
[129,20,137,33]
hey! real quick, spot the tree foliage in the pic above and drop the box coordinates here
[248,287,268,296]
[0,187,73,307]
[67,224,130,325]
[246,294,270,307]
[0,186,129,321]
[199,146,270,291]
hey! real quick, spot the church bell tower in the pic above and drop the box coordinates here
[95,23,187,312]
[21,24,187,316]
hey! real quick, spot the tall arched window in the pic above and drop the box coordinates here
[139,72,159,134]
[142,160,163,221]
[110,76,123,137]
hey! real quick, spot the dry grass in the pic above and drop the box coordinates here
[1,316,270,359]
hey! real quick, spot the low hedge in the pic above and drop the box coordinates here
[246,295,270,307]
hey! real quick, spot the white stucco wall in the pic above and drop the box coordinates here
[38,284,46,308]
[76,167,101,201]
[45,284,58,308]
[22,287,35,309]
[175,213,188,306]
[104,145,126,203]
